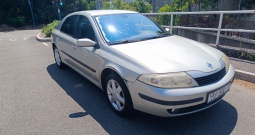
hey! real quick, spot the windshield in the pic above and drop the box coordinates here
[95,13,170,45]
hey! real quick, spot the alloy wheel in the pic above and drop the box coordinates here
[107,79,125,111]
[54,48,61,66]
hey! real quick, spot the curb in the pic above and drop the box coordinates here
[235,69,255,83]
[208,43,255,62]
[36,32,51,42]
[229,57,255,83]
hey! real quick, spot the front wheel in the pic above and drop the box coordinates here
[104,74,134,116]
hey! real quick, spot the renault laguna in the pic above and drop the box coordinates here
[51,10,235,117]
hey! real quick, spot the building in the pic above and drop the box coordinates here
[96,0,102,9]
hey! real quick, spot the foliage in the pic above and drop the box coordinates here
[158,0,221,12]
[102,0,151,13]
[130,0,152,13]
[156,5,172,26]
[0,0,152,28]
[195,0,221,11]
[42,20,60,37]
[88,1,96,10]
[102,0,111,9]
[102,0,131,10]
[6,16,26,28]
[0,0,95,28]
[156,0,222,26]
[0,0,231,28]
[241,0,255,9]
[156,0,197,26]
[0,0,29,25]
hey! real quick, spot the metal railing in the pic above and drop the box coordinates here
[143,10,255,45]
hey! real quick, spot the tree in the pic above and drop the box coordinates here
[156,0,193,26]
[102,0,151,12]
[102,0,112,9]
[197,0,222,11]
[110,0,134,10]
[156,0,223,25]
[88,1,96,10]
[130,0,152,13]
[0,0,153,28]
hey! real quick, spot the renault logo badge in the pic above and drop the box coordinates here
[207,62,213,69]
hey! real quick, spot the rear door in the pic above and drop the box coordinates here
[56,15,79,66]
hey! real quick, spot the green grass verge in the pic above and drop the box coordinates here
[42,20,60,37]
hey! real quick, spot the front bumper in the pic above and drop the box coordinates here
[127,64,235,117]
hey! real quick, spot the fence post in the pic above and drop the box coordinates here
[216,13,224,46]
[170,14,173,34]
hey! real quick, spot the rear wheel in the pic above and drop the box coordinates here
[53,46,65,69]
[104,74,134,116]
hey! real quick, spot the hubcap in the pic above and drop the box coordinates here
[54,48,61,66]
[107,79,125,111]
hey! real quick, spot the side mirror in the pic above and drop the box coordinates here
[165,28,170,32]
[77,39,96,47]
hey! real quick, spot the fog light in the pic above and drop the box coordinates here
[167,108,179,114]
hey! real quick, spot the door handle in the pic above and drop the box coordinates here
[72,44,76,49]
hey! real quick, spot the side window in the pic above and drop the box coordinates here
[76,16,96,41]
[61,15,78,37]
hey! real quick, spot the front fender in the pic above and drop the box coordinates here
[103,62,140,83]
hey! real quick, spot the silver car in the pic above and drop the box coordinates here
[51,10,235,117]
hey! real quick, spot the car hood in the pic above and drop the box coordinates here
[111,35,223,73]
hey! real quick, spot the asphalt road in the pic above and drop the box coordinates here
[0,30,255,135]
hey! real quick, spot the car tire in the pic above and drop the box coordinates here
[104,73,134,116]
[53,46,65,69]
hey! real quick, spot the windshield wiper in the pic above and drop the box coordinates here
[109,39,140,45]
[139,35,163,41]
[139,33,171,41]
[109,33,171,45]
[158,32,171,36]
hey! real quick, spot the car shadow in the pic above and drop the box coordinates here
[47,64,238,135]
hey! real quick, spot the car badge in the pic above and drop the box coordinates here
[207,62,213,69]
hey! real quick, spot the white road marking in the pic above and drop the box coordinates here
[74,84,83,88]
[9,38,17,41]
[23,37,30,40]
[43,43,49,46]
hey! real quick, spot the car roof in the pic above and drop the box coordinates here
[76,10,138,16]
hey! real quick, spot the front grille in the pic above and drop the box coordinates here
[194,68,226,86]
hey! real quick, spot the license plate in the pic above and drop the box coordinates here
[207,83,231,103]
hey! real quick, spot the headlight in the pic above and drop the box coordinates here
[138,72,198,89]
[222,54,230,71]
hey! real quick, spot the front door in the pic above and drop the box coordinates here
[73,15,100,82]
